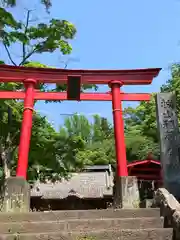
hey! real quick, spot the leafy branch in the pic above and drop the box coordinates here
[22,10,31,60]
[1,9,77,66]
[3,42,17,65]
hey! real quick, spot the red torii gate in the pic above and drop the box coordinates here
[0,65,161,179]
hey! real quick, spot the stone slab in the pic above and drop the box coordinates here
[0,217,163,234]
[156,92,180,199]
[0,228,173,240]
[0,209,160,222]
[1,177,30,213]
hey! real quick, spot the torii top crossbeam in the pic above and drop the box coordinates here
[0,64,161,180]
[0,65,160,84]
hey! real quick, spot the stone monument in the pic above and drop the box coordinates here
[1,177,30,212]
[156,92,180,199]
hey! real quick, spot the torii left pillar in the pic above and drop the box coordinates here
[110,81,140,208]
[4,79,37,213]
[16,78,37,178]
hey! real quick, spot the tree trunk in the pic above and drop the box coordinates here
[1,148,11,179]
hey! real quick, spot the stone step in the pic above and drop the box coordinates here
[0,228,173,240]
[0,217,163,234]
[0,209,160,222]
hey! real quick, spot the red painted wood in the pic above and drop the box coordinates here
[0,91,151,101]
[0,65,161,84]
[111,81,128,176]
[67,76,81,100]
[127,159,161,168]
[128,159,162,181]
[16,79,36,179]
[130,168,160,172]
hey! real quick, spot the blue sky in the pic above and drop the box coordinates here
[2,0,180,129]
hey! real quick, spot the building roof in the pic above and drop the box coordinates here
[31,171,114,199]
[127,159,161,168]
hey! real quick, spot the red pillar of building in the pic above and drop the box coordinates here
[110,81,128,177]
[16,79,36,179]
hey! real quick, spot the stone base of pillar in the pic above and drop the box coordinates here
[0,177,30,213]
[113,176,140,208]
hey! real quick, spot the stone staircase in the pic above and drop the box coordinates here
[0,208,173,239]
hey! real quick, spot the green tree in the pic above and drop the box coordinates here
[28,116,86,182]
[0,99,22,178]
[1,9,76,67]
[63,114,92,143]
[92,115,113,142]
[124,95,160,161]
[62,114,115,167]
[161,64,180,118]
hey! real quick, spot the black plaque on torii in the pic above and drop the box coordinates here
[156,92,180,198]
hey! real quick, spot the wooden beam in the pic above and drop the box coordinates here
[0,65,161,84]
[0,91,151,101]
[67,76,81,100]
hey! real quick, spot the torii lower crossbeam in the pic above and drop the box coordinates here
[0,91,151,101]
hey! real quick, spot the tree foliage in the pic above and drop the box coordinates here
[0,10,76,66]
[62,114,115,167]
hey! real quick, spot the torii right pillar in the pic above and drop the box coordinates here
[110,81,140,208]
